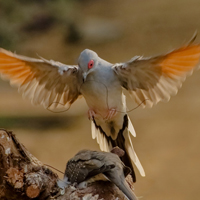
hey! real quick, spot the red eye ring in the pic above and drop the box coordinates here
[88,60,94,69]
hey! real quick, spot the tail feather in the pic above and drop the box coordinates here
[116,179,138,200]
[91,121,96,139]
[91,115,145,182]
[113,130,137,182]
[128,116,136,137]
[105,170,138,200]
[124,131,145,177]
[92,121,111,152]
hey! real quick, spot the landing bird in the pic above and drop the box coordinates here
[0,38,200,181]
[61,149,138,200]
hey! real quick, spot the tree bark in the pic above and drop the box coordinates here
[0,129,133,200]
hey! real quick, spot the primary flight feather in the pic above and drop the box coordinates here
[0,40,200,182]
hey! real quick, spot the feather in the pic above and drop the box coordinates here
[124,131,145,177]
[91,121,97,139]
[0,48,82,110]
[113,43,200,107]
[128,117,136,137]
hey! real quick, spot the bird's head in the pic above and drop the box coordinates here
[78,49,99,82]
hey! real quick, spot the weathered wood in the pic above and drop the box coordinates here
[0,129,59,200]
[0,129,134,200]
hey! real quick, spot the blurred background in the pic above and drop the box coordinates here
[0,0,200,199]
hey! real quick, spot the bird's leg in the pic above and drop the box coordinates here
[104,108,117,121]
[88,109,96,120]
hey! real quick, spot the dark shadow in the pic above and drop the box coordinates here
[0,116,76,130]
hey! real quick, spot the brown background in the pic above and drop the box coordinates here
[0,0,200,199]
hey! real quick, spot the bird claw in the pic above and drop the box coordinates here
[88,108,117,121]
[88,109,96,120]
[104,108,117,121]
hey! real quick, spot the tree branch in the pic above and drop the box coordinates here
[0,129,134,200]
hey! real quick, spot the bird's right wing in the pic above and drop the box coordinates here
[0,48,83,110]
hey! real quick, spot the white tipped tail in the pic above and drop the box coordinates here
[91,121,111,152]
[128,116,136,137]
[124,130,145,177]
[91,120,145,177]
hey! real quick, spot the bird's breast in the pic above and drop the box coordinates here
[80,71,123,118]
[80,79,111,111]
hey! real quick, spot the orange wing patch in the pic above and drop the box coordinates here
[0,48,81,109]
[160,45,200,77]
[0,51,36,86]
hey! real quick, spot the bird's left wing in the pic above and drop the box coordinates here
[113,43,200,108]
[0,48,82,110]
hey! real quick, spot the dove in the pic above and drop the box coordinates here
[0,37,200,182]
[59,149,138,200]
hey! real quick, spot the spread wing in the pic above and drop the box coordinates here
[0,48,83,110]
[113,43,200,108]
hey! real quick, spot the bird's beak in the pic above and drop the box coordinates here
[83,72,88,82]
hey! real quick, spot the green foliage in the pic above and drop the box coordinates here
[0,0,77,49]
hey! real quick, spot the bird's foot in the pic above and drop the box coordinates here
[104,108,117,121]
[88,109,96,120]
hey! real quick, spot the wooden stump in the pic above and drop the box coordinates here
[0,129,132,200]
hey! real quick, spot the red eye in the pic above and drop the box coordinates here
[88,60,94,69]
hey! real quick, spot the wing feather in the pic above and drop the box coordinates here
[0,48,82,110]
[113,43,200,108]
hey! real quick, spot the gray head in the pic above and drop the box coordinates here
[78,49,99,80]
